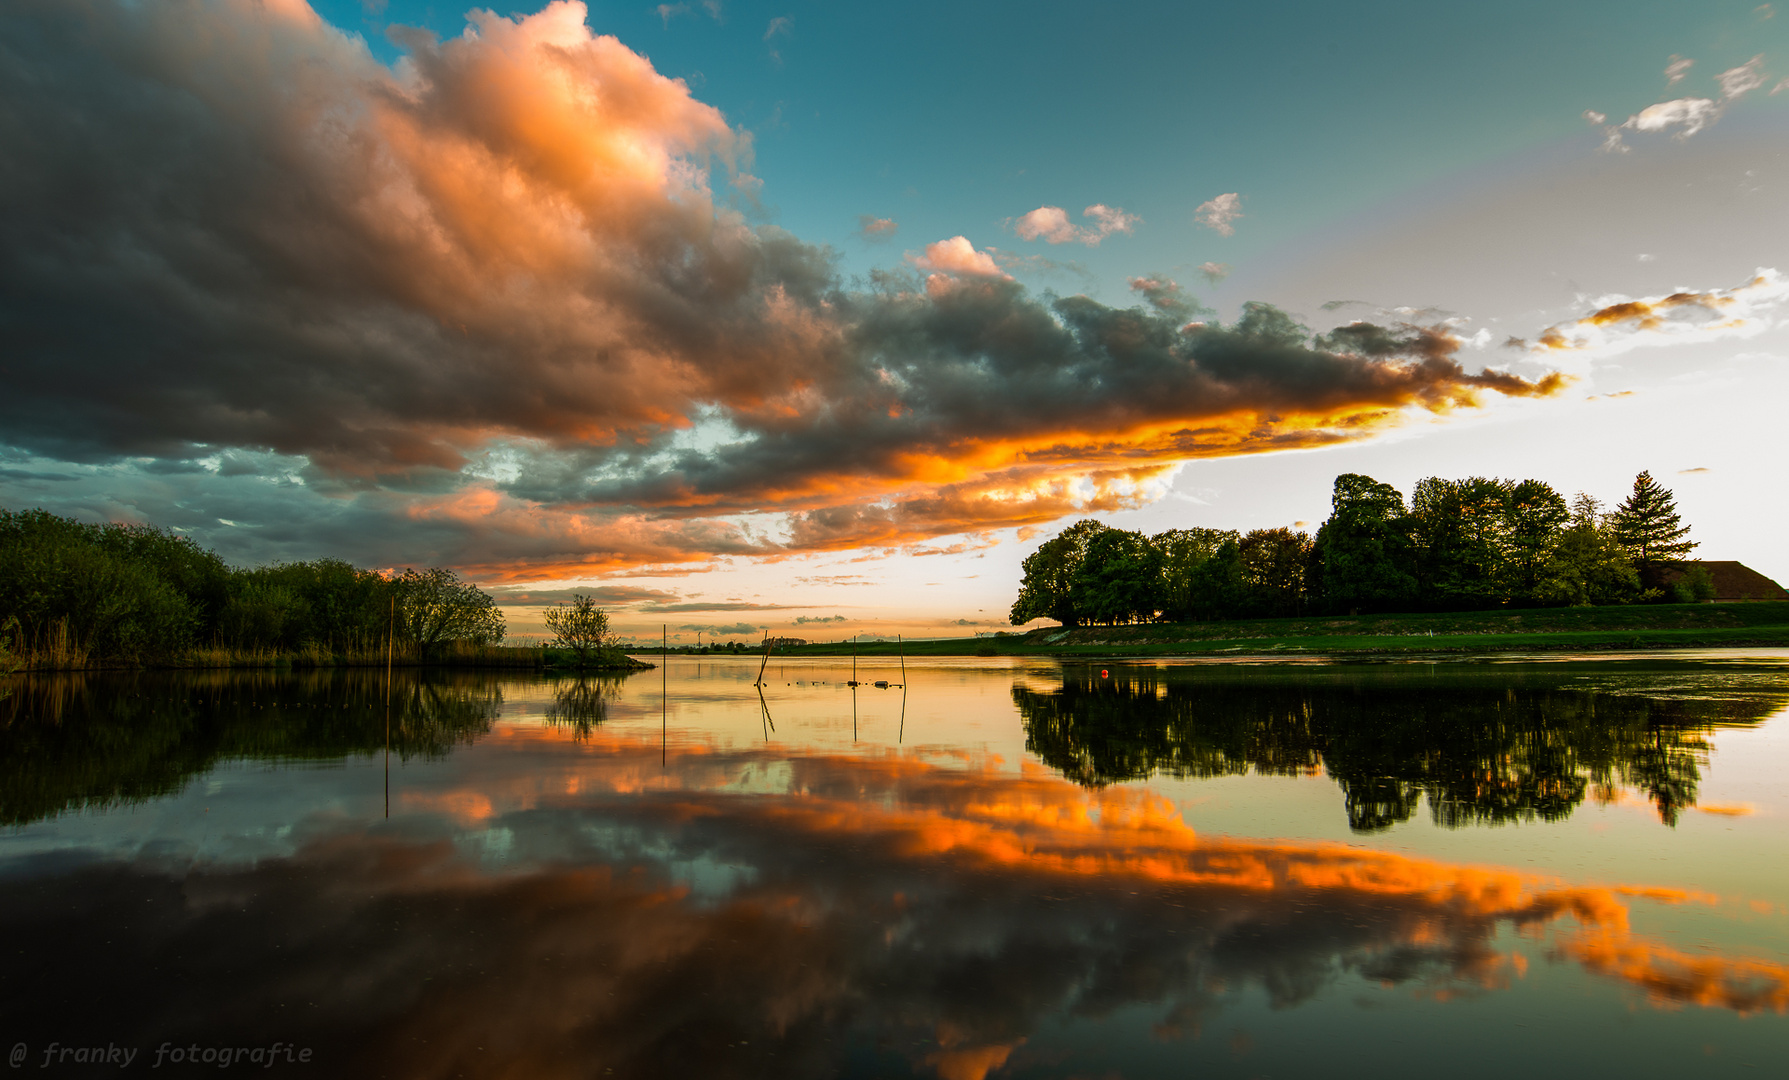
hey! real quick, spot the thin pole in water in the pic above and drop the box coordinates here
[384,594,394,819]
[662,624,667,769]
[756,632,773,686]
[898,633,906,743]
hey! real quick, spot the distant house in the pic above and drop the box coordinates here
[768,636,809,647]
[1660,561,1788,602]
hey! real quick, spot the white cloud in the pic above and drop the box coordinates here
[1194,192,1243,236]
[1530,268,1789,360]
[1595,54,1769,151]
[1628,96,1720,135]
[1010,203,1138,246]
[763,14,791,61]
[1717,55,1769,98]
[1197,262,1229,284]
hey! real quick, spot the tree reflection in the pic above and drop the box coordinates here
[0,669,504,826]
[1015,666,1786,830]
[543,675,626,740]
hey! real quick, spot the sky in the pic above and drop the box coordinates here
[3,0,1788,643]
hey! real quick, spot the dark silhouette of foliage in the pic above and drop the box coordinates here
[0,508,505,665]
[1313,473,1417,614]
[1611,470,1696,587]
[1010,519,1111,627]
[392,567,506,660]
[1015,666,1781,830]
[1010,466,1698,626]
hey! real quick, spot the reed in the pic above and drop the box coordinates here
[0,632,548,672]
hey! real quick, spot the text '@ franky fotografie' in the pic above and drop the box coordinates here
[23,1042,315,1069]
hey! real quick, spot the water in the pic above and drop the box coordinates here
[3,653,1788,1077]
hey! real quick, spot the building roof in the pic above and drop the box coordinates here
[1661,561,1788,601]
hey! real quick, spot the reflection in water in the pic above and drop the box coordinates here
[4,662,1787,1078]
[1014,667,1789,830]
[0,669,503,826]
[543,674,628,740]
[3,735,1784,1080]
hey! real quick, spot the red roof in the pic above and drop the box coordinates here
[1661,561,1788,601]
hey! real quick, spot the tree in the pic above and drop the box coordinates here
[1073,528,1160,625]
[1503,479,1570,605]
[1185,539,1245,621]
[1152,528,1238,622]
[1407,477,1511,609]
[392,567,505,658]
[1314,473,1417,614]
[1010,520,1112,627]
[1610,471,1695,584]
[1538,495,1640,606]
[544,594,613,666]
[1238,528,1313,617]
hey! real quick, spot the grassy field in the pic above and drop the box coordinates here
[773,602,1789,658]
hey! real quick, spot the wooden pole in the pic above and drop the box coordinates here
[756,632,773,686]
[662,624,667,768]
[384,594,393,819]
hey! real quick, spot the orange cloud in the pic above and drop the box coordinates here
[0,0,1570,574]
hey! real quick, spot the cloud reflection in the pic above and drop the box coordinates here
[5,727,1784,1080]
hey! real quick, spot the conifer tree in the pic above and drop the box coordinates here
[1610,471,1696,571]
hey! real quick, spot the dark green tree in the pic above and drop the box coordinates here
[1610,471,1696,586]
[1238,527,1313,617]
[1503,479,1570,605]
[1010,520,1111,627]
[1072,528,1161,625]
[1539,495,1640,606]
[1151,527,1237,622]
[1314,473,1417,614]
[1185,538,1245,621]
[1407,477,1511,609]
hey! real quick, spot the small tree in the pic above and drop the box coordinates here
[1611,471,1696,580]
[544,594,612,667]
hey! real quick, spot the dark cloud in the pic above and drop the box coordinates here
[677,621,761,635]
[488,585,680,607]
[641,601,794,612]
[0,0,1568,572]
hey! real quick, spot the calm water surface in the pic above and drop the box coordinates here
[3,652,1788,1078]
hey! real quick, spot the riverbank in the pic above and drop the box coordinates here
[772,601,1789,658]
[1,642,655,674]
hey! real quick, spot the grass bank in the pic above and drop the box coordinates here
[3,640,654,673]
[776,602,1789,659]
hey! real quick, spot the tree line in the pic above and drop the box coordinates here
[1,508,505,668]
[1011,470,1708,627]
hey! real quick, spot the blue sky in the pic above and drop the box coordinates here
[314,0,1789,295]
[3,0,1787,641]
